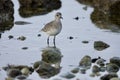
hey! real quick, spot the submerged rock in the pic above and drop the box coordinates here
[106,63,119,73]
[100,74,118,80]
[34,61,61,79]
[71,67,79,74]
[94,41,110,51]
[60,72,75,79]
[8,35,14,39]
[82,40,89,44]
[96,58,105,66]
[79,55,92,69]
[110,57,120,67]
[14,21,31,25]
[110,78,120,80]
[41,46,62,68]
[3,64,34,78]
[22,47,28,50]
[7,69,22,78]
[17,36,26,41]
[18,0,61,18]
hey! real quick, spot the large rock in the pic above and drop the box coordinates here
[0,0,14,34]
[94,41,110,51]
[18,0,61,18]
[77,0,120,30]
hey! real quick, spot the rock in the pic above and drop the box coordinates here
[73,17,79,20]
[100,74,118,80]
[16,75,27,80]
[100,66,106,72]
[96,58,105,66]
[17,36,26,41]
[22,47,28,50]
[41,46,62,66]
[60,72,75,79]
[110,77,120,80]
[3,64,34,76]
[14,21,31,25]
[7,69,22,78]
[8,35,14,39]
[106,63,119,73]
[110,57,120,67]
[94,41,110,51]
[71,67,79,74]
[37,34,41,37]
[82,40,89,44]
[34,61,61,79]
[80,68,86,74]
[33,61,40,69]
[0,0,14,33]
[92,65,100,74]
[79,55,92,69]
[21,67,30,75]
[18,0,61,18]
[92,56,101,63]
[68,36,74,40]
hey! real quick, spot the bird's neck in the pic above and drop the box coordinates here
[55,18,61,22]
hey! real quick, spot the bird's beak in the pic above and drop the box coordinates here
[60,16,63,19]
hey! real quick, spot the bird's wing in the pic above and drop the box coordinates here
[41,21,54,32]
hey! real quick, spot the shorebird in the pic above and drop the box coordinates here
[41,12,63,45]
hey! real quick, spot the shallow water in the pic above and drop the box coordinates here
[0,0,120,80]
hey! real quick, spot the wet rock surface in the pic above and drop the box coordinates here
[110,57,120,67]
[14,21,31,25]
[3,64,34,79]
[0,0,14,38]
[79,55,92,69]
[18,0,61,18]
[106,63,119,73]
[77,0,120,31]
[94,41,110,51]
[34,61,61,79]
[100,74,118,80]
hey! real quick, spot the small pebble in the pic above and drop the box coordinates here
[68,36,74,40]
[71,68,79,74]
[82,41,89,44]
[37,34,41,37]
[22,47,28,50]
[8,35,14,39]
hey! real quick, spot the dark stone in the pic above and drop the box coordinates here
[14,21,31,25]
[37,34,41,37]
[60,72,75,79]
[22,47,28,50]
[18,0,62,18]
[68,36,74,40]
[100,74,118,80]
[106,63,119,73]
[17,36,26,41]
[82,41,89,44]
[0,0,14,36]
[110,57,120,67]
[8,35,14,39]
[71,68,79,74]
[7,69,22,78]
[41,46,62,64]
[35,61,61,79]
[79,55,92,69]
[94,41,110,51]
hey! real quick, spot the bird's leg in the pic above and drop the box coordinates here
[47,36,50,46]
[53,36,56,47]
